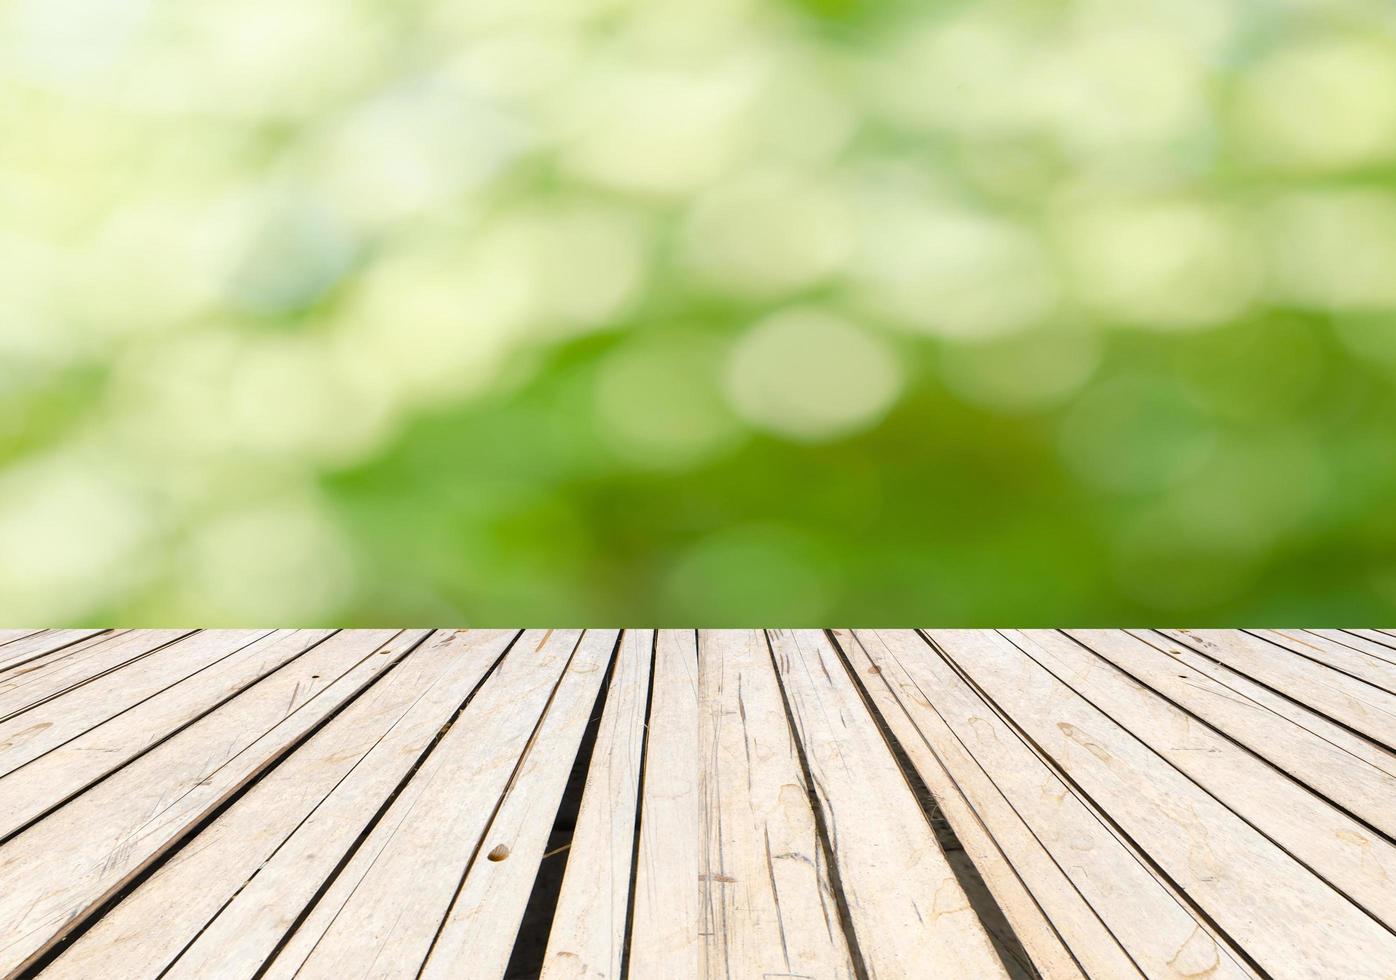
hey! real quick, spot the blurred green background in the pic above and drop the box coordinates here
[3,0,1396,625]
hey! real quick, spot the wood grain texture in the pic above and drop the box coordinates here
[261,629,586,980]
[933,629,1396,979]
[1164,628,1396,750]
[0,630,109,677]
[839,628,1116,980]
[0,629,411,976]
[0,628,281,777]
[40,630,502,980]
[902,630,1253,980]
[3,628,1394,980]
[421,630,621,979]
[1010,629,1396,930]
[629,629,704,978]
[0,629,336,837]
[0,629,189,720]
[541,630,653,980]
[770,629,1009,979]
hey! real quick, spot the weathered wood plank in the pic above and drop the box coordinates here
[0,629,412,976]
[421,630,621,979]
[40,630,503,980]
[540,630,653,980]
[694,630,854,979]
[769,629,1009,979]
[0,630,335,837]
[622,630,866,979]
[1165,629,1396,750]
[0,630,188,719]
[1010,629,1396,930]
[1144,631,1396,779]
[1335,630,1396,669]
[261,629,585,980]
[876,630,1251,978]
[1090,630,1396,835]
[629,629,703,978]
[0,629,279,777]
[0,630,110,677]
[838,629,1114,980]
[1256,629,1396,694]
[931,629,1396,979]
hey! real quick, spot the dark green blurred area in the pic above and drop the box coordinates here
[3,0,1396,624]
[325,314,1396,625]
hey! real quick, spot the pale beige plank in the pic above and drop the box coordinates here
[629,629,703,978]
[1104,630,1396,833]
[43,630,504,980]
[0,629,191,720]
[697,630,854,979]
[262,629,585,980]
[0,629,279,777]
[838,629,1114,980]
[931,629,1396,979]
[421,630,622,979]
[0,629,412,976]
[769,629,1008,978]
[1336,630,1396,669]
[541,630,653,980]
[0,630,110,676]
[1168,629,1396,750]
[1257,629,1396,694]
[0,630,336,837]
[0,629,41,647]
[1010,629,1396,930]
[872,630,1251,980]
[1146,631,1396,778]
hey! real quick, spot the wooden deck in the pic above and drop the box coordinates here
[1,629,1395,979]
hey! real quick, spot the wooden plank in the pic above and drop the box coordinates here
[540,630,653,980]
[0,629,278,777]
[0,630,336,837]
[629,629,703,978]
[420,630,622,979]
[261,629,586,979]
[1148,631,1396,777]
[1273,630,1396,691]
[692,630,854,979]
[0,629,41,647]
[1166,629,1396,750]
[1130,630,1396,811]
[0,629,414,976]
[629,630,858,978]
[1008,629,1396,930]
[0,629,192,720]
[1340,630,1396,669]
[837,629,1115,980]
[43,630,510,980]
[769,629,1009,978]
[856,630,1233,979]
[0,630,109,676]
[700,631,860,978]
[930,629,1396,979]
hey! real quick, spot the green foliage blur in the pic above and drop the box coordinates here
[4,0,1396,624]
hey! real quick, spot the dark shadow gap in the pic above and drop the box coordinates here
[254,630,522,978]
[920,630,1272,980]
[823,630,1039,980]
[618,631,659,980]
[502,632,624,979]
[763,630,873,980]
